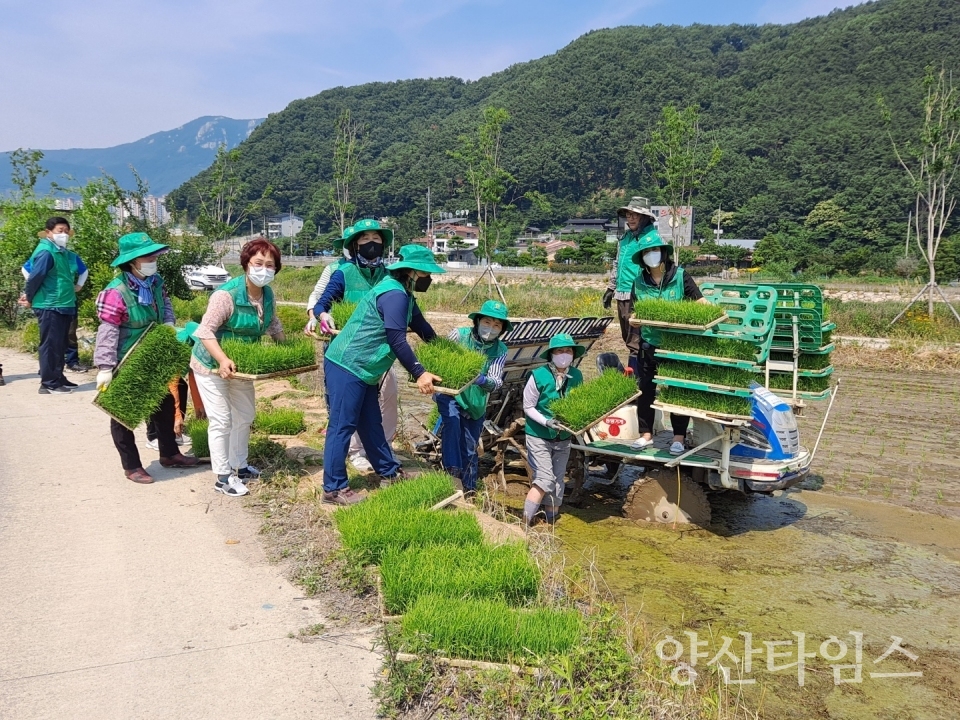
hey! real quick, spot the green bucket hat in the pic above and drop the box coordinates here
[468,299,513,332]
[343,218,394,247]
[111,232,170,268]
[386,244,446,275]
[630,231,673,266]
[333,224,355,253]
[538,333,586,362]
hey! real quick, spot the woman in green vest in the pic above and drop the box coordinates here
[521,333,584,527]
[321,244,444,506]
[94,232,199,484]
[190,238,286,497]
[630,234,710,455]
[304,224,354,334]
[435,299,512,496]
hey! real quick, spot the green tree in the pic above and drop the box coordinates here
[330,109,366,234]
[296,218,318,255]
[0,149,54,264]
[193,145,271,251]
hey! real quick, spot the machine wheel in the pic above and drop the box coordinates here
[622,469,712,526]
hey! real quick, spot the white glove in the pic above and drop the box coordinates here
[319,312,336,334]
[305,316,318,333]
[96,369,114,391]
[164,321,175,327]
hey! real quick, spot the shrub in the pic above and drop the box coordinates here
[21,319,40,351]
[548,370,638,431]
[97,325,192,428]
[399,595,582,663]
[379,543,540,614]
[414,337,487,390]
[171,293,209,324]
[633,298,725,326]
[657,386,752,416]
[0,255,25,328]
[253,408,306,435]
[186,417,209,458]
[547,263,607,274]
[657,332,757,361]
[221,336,316,375]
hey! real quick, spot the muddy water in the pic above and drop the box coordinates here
[553,476,960,719]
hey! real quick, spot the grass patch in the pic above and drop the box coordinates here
[657,331,757,360]
[766,373,832,393]
[658,386,752,416]
[186,417,209,458]
[656,359,755,388]
[221,336,316,375]
[633,298,725,326]
[548,369,638,431]
[170,293,209,323]
[398,594,582,664]
[770,351,832,370]
[21,320,39,351]
[379,543,540,615]
[253,408,306,435]
[274,304,307,336]
[98,325,192,428]
[414,337,487,390]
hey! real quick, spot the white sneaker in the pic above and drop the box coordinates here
[669,441,686,456]
[631,437,654,449]
[216,474,249,497]
[349,454,374,472]
[144,438,159,451]
[175,434,185,446]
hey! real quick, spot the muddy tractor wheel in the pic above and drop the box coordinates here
[622,469,712,526]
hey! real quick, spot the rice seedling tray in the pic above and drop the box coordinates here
[629,315,728,331]
[414,337,488,392]
[232,364,318,380]
[762,364,834,379]
[653,400,754,424]
[553,390,643,436]
[410,380,476,397]
[654,349,761,370]
[653,376,754,398]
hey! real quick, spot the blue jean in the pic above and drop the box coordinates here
[322,358,400,492]
[34,309,72,389]
[436,394,485,491]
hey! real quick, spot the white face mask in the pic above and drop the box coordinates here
[642,249,662,268]
[552,351,574,369]
[137,261,158,277]
[478,326,500,342]
[248,267,275,287]
[51,233,69,248]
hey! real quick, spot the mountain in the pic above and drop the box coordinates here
[168,0,960,269]
[0,116,264,196]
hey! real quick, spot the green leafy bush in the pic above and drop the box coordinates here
[21,320,40,351]
[221,336,316,375]
[399,594,582,663]
[657,386,752,416]
[379,543,540,614]
[414,337,486,389]
[186,417,210,458]
[253,408,306,435]
[656,360,755,388]
[657,332,757,360]
[548,369,638,431]
[98,325,192,428]
[171,293,209,323]
[633,298,725,326]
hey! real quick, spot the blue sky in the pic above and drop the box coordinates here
[0,0,859,151]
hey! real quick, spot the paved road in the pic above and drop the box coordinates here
[0,348,379,719]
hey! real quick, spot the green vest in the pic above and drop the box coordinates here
[28,240,79,309]
[192,276,275,369]
[105,275,165,359]
[634,266,687,346]
[452,326,508,420]
[325,276,413,384]
[338,261,386,303]
[525,364,584,441]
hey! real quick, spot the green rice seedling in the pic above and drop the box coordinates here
[221,336,316,375]
[399,594,582,663]
[633,298,725,326]
[274,305,308,336]
[379,543,540,614]
[657,332,757,361]
[334,507,482,564]
[186,417,210,458]
[766,373,831,393]
[98,325,192,428]
[658,386,752,416]
[253,408,306,435]
[769,351,832,370]
[366,471,456,511]
[414,337,486,390]
[425,405,440,431]
[656,360,755,388]
[548,369,638,431]
[330,301,357,330]
[248,434,293,470]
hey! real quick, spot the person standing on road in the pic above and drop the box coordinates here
[94,232,199,483]
[24,217,87,394]
[22,253,90,372]
[190,238,286,498]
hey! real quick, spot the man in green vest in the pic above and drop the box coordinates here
[521,333,584,527]
[322,244,444,506]
[24,216,86,394]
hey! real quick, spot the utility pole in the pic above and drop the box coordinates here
[426,187,431,250]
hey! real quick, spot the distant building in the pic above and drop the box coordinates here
[266,214,304,239]
[559,218,616,235]
[446,248,478,265]
[110,194,168,227]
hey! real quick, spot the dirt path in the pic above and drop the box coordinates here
[0,348,380,720]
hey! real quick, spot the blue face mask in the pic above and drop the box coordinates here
[642,249,662,268]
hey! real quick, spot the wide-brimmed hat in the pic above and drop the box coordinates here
[617,196,658,220]
[111,232,170,267]
[468,299,513,332]
[333,224,355,253]
[343,218,394,247]
[538,333,586,361]
[386,244,446,274]
[630,231,673,265]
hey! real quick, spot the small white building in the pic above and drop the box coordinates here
[266,214,304,239]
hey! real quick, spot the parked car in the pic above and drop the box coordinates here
[183,264,231,291]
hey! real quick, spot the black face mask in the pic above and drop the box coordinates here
[414,274,432,292]
[357,242,383,260]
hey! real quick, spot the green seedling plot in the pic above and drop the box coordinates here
[656,359,755,389]
[414,337,487,390]
[399,595,582,664]
[548,369,638,431]
[97,325,192,429]
[364,471,456,511]
[186,417,209,458]
[658,386,753,417]
[657,332,757,362]
[331,301,357,330]
[221,336,316,375]
[633,298,726,326]
[379,543,540,614]
[253,408,306,435]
